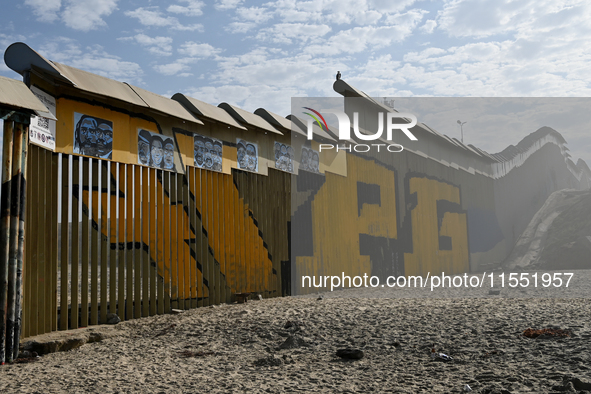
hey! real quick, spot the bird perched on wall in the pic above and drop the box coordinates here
[336,71,341,81]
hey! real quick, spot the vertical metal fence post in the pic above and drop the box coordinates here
[12,123,28,360]
[0,119,14,364]
[5,121,24,363]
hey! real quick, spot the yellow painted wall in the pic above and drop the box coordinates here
[78,162,276,302]
[403,177,469,277]
[295,154,398,293]
[295,154,470,294]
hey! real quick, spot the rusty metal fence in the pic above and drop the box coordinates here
[0,118,28,363]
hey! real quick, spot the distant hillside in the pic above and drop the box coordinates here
[504,189,591,270]
[539,191,591,269]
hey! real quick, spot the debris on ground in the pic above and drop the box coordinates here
[254,355,283,367]
[336,348,364,360]
[523,328,571,338]
[279,335,309,350]
[154,324,177,338]
[235,293,250,303]
[179,350,215,358]
[106,313,121,324]
[284,320,304,329]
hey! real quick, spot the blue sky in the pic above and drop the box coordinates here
[2,0,591,163]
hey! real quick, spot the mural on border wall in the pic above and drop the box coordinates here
[236,139,258,172]
[300,146,320,173]
[73,113,113,159]
[402,174,469,277]
[194,134,223,172]
[292,154,470,294]
[138,128,178,172]
[274,142,294,173]
[74,161,280,302]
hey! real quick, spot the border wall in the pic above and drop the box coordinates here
[291,83,591,294]
[2,42,591,343]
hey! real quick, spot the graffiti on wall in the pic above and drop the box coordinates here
[194,134,223,172]
[73,113,113,159]
[75,160,278,301]
[401,175,469,277]
[292,154,471,294]
[138,129,177,171]
[236,139,258,172]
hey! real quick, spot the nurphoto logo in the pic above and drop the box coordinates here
[303,107,418,153]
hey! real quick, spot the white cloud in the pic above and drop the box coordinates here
[74,52,143,81]
[0,34,27,51]
[37,37,83,62]
[256,23,331,44]
[184,85,252,106]
[25,0,117,30]
[368,0,418,13]
[215,0,243,10]
[153,57,202,76]
[206,49,343,100]
[61,0,118,31]
[275,6,320,23]
[119,34,173,56]
[371,37,591,98]
[24,0,61,23]
[354,10,382,25]
[167,0,205,16]
[235,48,268,65]
[268,0,406,25]
[356,54,403,81]
[125,6,204,31]
[420,19,437,34]
[320,0,381,25]
[236,6,273,24]
[226,22,257,34]
[38,38,143,82]
[171,23,204,31]
[304,11,426,56]
[125,7,178,27]
[383,8,428,25]
[436,0,590,39]
[178,42,222,57]
[183,84,303,115]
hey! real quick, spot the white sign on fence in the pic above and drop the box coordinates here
[29,86,56,151]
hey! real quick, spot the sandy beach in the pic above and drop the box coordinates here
[2,270,591,393]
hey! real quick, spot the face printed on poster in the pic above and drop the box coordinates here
[300,146,320,173]
[193,134,223,172]
[138,128,178,171]
[236,139,258,172]
[73,113,113,159]
[274,142,294,173]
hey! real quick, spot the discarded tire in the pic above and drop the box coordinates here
[336,348,364,360]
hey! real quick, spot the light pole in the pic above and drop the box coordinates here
[457,120,467,143]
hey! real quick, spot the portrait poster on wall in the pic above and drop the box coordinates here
[300,146,320,173]
[193,134,223,172]
[274,142,294,173]
[138,128,179,172]
[30,86,56,151]
[73,112,113,159]
[236,139,258,172]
